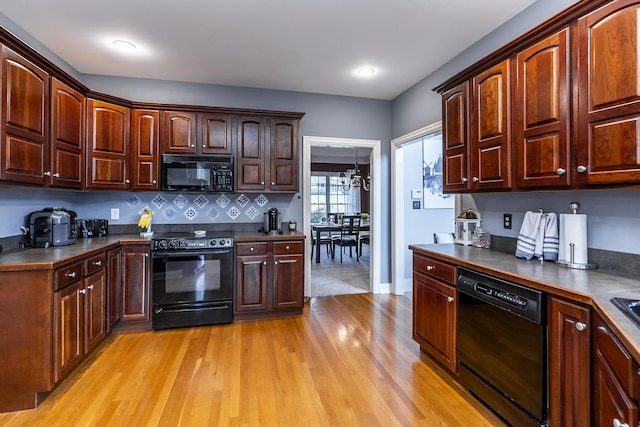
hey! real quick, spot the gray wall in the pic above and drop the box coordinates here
[391,0,640,256]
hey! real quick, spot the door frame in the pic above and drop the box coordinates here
[303,136,382,296]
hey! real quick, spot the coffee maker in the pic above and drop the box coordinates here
[263,208,282,235]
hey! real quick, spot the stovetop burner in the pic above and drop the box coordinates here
[152,231,234,251]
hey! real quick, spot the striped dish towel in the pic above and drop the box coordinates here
[515,211,543,260]
[542,212,559,261]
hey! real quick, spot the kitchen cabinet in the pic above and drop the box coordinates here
[236,116,301,192]
[235,239,305,318]
[83,252,106,354]
[411,252,457,373]
[0,45,50,186]
[160,110,197,154]
[469,59,511,191]
[514,29,571,189]
[50,78,84,188]
[161,111,234,155]
[442,81,470,192]
[121,243,151,323]
[131,109,159,190]
[107,247,121,333]
[200,112,233,154]
[592,314,639,427]
[548,296,591,427]
[86,99,130,189]
[577,0,640,186]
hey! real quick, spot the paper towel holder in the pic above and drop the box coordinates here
[555,201,598,270]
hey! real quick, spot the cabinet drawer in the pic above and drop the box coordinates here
[594,315,637,394]
[54,261,83,290]
[84,252,106,276]
[236,242,268,256]
[413,254,456,283]
[273,241,303,255]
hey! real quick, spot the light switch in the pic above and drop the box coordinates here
[111,208,120,220]
[413,201,421,209]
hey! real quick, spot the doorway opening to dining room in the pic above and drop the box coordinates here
[302,136,381,299]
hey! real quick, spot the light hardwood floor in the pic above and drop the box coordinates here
[0,294,505,426]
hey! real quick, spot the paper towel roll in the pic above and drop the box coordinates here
[559,213,588,264]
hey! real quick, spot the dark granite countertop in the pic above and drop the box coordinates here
[409,243,640,361]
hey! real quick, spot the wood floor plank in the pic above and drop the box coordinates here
[0,293,506,426]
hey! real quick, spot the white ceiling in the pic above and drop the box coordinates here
[0,0,537,100]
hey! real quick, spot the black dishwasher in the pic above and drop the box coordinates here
[457,268,547,427]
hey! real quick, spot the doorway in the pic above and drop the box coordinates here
[303,136,382,298]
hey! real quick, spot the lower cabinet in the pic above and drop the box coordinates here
[411,253,457,373]
[106,247,121,332]
[548,296,591,427]
[235,239,304,318]
[121,243,151,323]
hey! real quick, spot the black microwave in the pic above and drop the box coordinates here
[161,154,234,192]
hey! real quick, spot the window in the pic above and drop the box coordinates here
[310,173,357,223]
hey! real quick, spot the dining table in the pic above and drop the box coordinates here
[311,222,370,263]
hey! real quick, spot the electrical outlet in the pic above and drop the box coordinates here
[111,208,120,220]
[413,201,421,209]
[503,213,512,229]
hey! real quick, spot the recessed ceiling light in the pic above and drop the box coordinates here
[356,67,376,77]
[113,40,136,51]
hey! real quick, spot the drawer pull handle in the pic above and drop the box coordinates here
[250,247,255,252]
[285,245,290,250]
[575,322,587,332]
[426,265,435,271]
[92,261,102,266]
[447,296,454,303]
[65,271,77,278]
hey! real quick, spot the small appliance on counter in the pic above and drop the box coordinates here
[23,207,78,248]
[76,218,109,238]
[262,208,282,235]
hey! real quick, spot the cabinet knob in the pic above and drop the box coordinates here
[556,168,566,175]
[613,418,629,427]
[125,179,131,184]
[250,247,255,252]
[472,176,479,182]
[263,261,267,265]
[191,144,195,148]
[447,296,454,303]
[152,180,157,184]
[65,271,77,278]
[261,181,265,185]
[285,245,290,250]
[87,284,94,290]
[577,165,587,173]
[575,322,587,331]
[53,172,60,178]
[426,265,435,271]
[79,289,86,294]
[44,171,51,177]
[272,182,275,185]
[202,145,206,148]
[461,177,468,183]
[92,261,102,266]
[275,261,279,265]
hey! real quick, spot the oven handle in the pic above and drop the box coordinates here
[152,249,232,257]
[154,303,231,314]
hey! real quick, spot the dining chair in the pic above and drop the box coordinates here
[311,227,334,260]
[332,215,361,262]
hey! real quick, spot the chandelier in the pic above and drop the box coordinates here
[340,148,370,191]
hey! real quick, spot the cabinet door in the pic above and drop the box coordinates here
[269,119,299,192]
[121,245,150,323]
[235,255,268,312]
[131,109,159,190]
[86,99,130,189]
[593,347,639,427]
[54,282,83,383]
[470,60,511,191]
[442,81,470,192]
[50,78,84,188]
[160,111,197,154]
[0,46,49,185]
[236,116,268,191]
[412,272,457,373]
[273,253,304,309]
[200,113,233,154]
[107,247,121,332]
[577,0,640,184]
[515,29,571,189]
[84,270,106,354]
[548,297,591,427]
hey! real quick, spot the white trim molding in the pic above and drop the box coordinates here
[303,136,382,296]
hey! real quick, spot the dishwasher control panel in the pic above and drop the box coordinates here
[474,283,528,309]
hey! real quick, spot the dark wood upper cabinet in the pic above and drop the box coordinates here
[160,111,197,154]
[50,78,84,189]
[269,118,299,192]
[131,109,159,190]
[442,82,470,192]
[200,113,233,154]
[86,99,130,189]
[514,29,571,189]
[236,116,268,191]
[0,45,49,185]
[470,59,511,191]
[577,0,640,185]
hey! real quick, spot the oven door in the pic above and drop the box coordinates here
[152,249,233,306]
